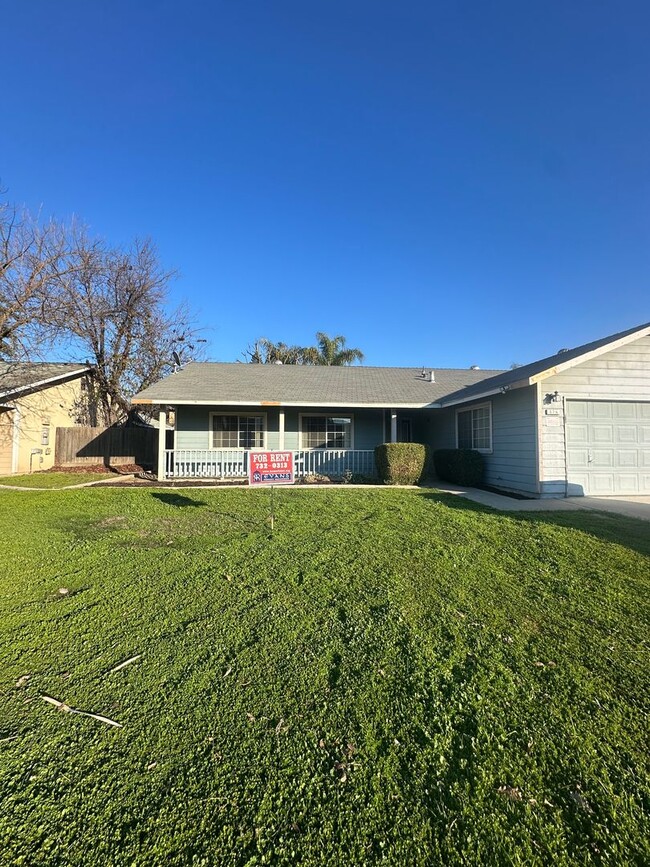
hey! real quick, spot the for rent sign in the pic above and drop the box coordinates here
[249,451,295,486]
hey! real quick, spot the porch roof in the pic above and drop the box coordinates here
[132,363,503,409]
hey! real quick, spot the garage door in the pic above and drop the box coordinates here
[565,400,650,495]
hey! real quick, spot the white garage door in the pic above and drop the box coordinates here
[565,400,650,495]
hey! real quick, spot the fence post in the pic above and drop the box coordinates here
[157,411,166,480]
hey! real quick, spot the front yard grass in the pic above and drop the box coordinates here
[0,488,648,865]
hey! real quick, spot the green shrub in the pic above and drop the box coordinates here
[375,443,430,485]
[433,448,484,486]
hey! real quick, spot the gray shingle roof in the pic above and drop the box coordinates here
[132,363,504,408]
[132,321,650,409]
[439,320,650,405]
[0,362,91,399]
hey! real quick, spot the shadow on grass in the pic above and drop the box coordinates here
[151,493,206,508]
[420,491,650,558]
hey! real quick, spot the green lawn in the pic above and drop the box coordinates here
[0,472,115,489]
[0,488,648,866]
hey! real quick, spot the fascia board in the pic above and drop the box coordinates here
[132,398,442,409]
[440,380,529,407]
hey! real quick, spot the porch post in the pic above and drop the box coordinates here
[278,409,285,449]
[157,410,166,480]
[390,410,398,443]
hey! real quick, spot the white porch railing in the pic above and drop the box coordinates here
[163,449,376,480]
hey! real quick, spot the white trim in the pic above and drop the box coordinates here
[390,410,397,443]
[534,382,542,496]
[456,401,493,454]
[135,398,437,409]
[299,412,355,450]
[441,381,529,408]
[157,411,166,480]
[208,411,267,449]
[0,366,93,401]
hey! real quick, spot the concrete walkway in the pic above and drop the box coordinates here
[434,483,650,522]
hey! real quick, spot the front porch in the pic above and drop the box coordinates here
[156,403,433,481]
[161,448,377,480]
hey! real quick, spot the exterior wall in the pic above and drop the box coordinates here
[175,405,387,451]
[0,409,15,475]
[428,387,539,495]
[539,334,650,496]
[3,378,86,475]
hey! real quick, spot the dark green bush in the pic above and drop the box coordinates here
[375,443,430,485]
[433,449,484,486]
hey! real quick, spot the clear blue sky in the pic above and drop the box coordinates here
[3,1,649,368]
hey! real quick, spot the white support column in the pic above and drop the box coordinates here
[157,410,167,480]
[278,409,285,450]
[390,410,398,443]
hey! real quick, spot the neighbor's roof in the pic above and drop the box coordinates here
[132,363,504,408]
[439,321,650,406]
[0,362,92,400]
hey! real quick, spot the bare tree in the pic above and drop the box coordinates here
[0,199,68,362]
[49,228,202,425]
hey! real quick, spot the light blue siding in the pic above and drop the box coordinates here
[428,388,538,495]
[175,405,387,451]
[488,388,538,494]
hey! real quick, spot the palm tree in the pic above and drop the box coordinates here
[310,332,364,366]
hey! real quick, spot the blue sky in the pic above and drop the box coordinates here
[3,1,649,369]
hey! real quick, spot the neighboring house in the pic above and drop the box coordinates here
[0,363,94,475]
[132,322,650,497]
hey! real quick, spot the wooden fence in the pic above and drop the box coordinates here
[55,426,157,468]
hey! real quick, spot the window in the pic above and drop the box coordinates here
[457,403,492,452]
[300,415,353,449]
[211,414,265,449]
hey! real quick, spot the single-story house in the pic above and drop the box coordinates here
[0,362,94,475]
[132,321,650,497]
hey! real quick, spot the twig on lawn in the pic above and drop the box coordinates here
[0,735,19,743]
[109,654,142,674]
[41,695,123,728]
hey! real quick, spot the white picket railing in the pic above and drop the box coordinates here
[164,449,376,480]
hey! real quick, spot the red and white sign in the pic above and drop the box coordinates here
[249,451,295,486]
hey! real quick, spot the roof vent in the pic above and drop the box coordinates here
[420,368,435,382]
[470,365,480,370]
[557,348,570,354]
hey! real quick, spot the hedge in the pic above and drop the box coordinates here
[374,443,430,486]
[433,449,484,486]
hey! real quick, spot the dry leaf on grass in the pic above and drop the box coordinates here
[109,655,141,674]
[41,695,122,728]
[497,785,523,801]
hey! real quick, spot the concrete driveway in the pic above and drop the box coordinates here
[434,484,650,521]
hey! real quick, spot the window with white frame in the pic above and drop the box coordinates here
[457,403,492,452]
[300,415,353,449]
[211,414,265,449]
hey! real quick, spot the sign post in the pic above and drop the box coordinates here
[248,451,295,531]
